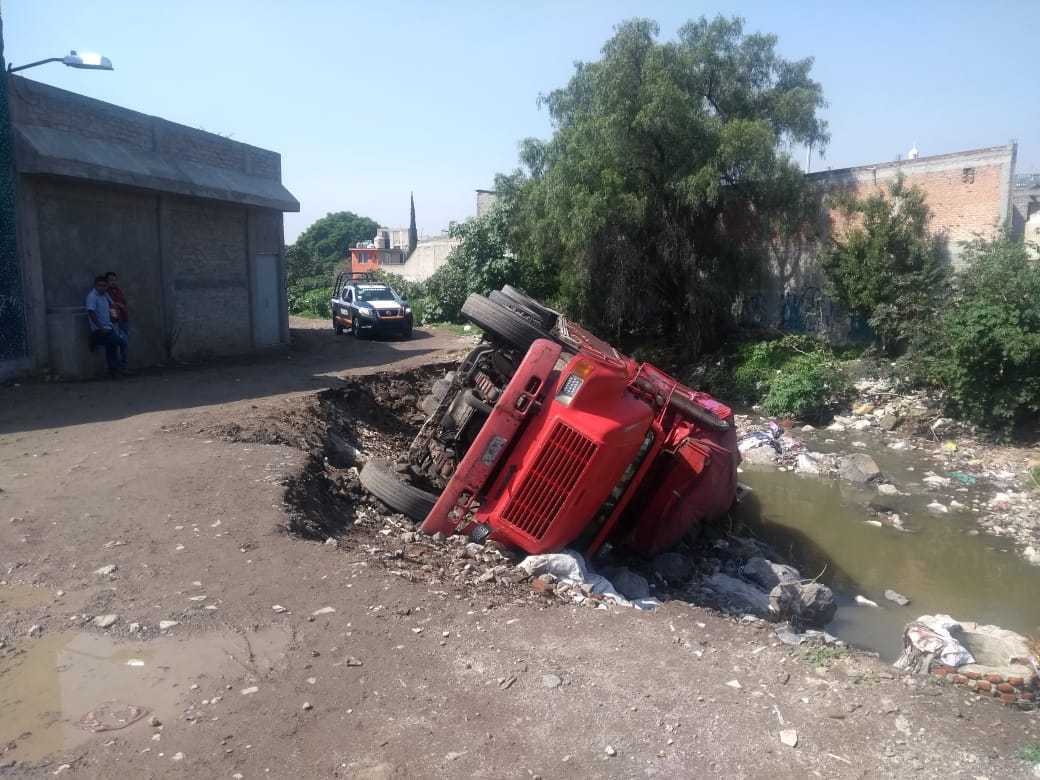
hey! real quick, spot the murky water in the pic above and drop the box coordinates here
[736,434,1040,661]
[0,626,290,764]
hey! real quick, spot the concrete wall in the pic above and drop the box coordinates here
[740,144,1017,340]
[3,75,297,377]
[1011,175,1040,256]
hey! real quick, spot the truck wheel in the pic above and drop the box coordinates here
[333,316,344,335]
[500,285,558,331]
[352,317,365,339]
[359,459,438,522]
[461,294,551,352]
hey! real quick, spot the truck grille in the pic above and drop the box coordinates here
[376,307,401,318]
[500,421,597,540]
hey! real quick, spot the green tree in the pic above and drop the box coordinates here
[287,211,379,283]
[497,16,827,354]
[821,175,949,354]
[928,234,1040,434]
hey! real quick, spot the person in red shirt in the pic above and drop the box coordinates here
[105,272,129,342]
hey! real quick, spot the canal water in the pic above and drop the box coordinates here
[734,432,1040,661]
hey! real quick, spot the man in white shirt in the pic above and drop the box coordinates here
[86,275,128,377]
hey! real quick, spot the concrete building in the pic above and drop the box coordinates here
[741,143,1018,339]
[1,75,299,379]
[1012,172,1040,253]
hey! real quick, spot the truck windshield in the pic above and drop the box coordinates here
[357,287,394,302]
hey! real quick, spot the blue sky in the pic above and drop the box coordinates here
[5,1,1038,242]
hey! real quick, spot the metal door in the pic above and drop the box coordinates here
[251,253,280,347]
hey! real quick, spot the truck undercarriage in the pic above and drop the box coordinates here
[360,287,740,559]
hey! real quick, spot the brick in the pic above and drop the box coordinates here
[1020,692,1035,701]
[1007,676,1025,687]
[1000,693,1018,705]
[985,674,1004,684]
[974,680,991,692]
[950,674,968,685]
[997,682,1015,694]
[963,670,982,681]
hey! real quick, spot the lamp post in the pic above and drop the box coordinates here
[7,50,113,73]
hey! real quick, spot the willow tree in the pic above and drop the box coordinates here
[500,16,828,354]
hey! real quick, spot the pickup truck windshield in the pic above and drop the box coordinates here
[357,287,394,302]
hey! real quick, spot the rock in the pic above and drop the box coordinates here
[769,582,837,628]
[464,543,484,558]
[779,729,798,748]
[725,679,742,689]
[742,445,778,465]
[311,606,336,616]
[800,424,816,432]
[894,715,911,736]
[884,589,910,607]
[240,686,259,695]
[652,552,693,582]
[742,557,800,590]
[345,656,363,667]
[171,752,184,762]
[604,745,617,757]
[94,564,117,576]
[795,452,826,476]
[1024,546,1040,566]
[27,624,42,637]
[926,501,949,514]
[923,475,951,488]
[542,673,563,689]
[148,715,161,727]
[92,614,119,629]
[609,567,650,600]
[877,483,899,496]
[854,595,879,608]
[826,422,846,432]
[158,620,179,631]
[301,701,313,711]
[852,402,875,415]
[837,454,881,484]
[271,605,288,614]
[531,574,556,595]
[879,414,901,431]
[850,418,872,431]
[705,573,771,616]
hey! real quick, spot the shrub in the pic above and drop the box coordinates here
[820,175,949,354]
[926,235,1040,434]
[705,335,849,420]
[288,284,332,319]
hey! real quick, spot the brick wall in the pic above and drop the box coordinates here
[167,197,252,358]
[740,144,1017,340]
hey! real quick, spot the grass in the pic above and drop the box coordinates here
[801,645,849,667]
[1019,742,1040,764]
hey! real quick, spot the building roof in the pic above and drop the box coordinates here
[9,76,299,212]
[807,144,1016,184]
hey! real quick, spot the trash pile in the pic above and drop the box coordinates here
[895,614,1040,710]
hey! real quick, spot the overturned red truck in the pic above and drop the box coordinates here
[359,287,739,557]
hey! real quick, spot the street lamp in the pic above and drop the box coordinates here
[7,50,113,74]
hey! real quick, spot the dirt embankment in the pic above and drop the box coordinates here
[3,337,1040,778]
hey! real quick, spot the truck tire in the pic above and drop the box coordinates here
[500,285,558,330]
[462,293,551,352]
[488,290,549,331]
[359,459,438,522]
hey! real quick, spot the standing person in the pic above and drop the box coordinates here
[85,275,128,377]
[105,272,129,343]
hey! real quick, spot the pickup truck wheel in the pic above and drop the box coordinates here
[359,459,438,523]
[462,293,551,352]
[333,316,344,335]
[500,285,558,331]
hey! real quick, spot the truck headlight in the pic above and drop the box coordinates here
[357,305,373,316]
[405,306,412,314]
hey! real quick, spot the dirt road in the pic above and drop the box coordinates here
[2,320,1039,778]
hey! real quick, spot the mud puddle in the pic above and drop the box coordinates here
[737,457,1040,660]
[0,583,51,610]
[0,627,291,766]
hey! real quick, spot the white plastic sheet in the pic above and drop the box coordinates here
[518,550,660,610]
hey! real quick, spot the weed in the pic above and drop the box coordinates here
[801,645,848,667]
[1019,742,1040,764]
